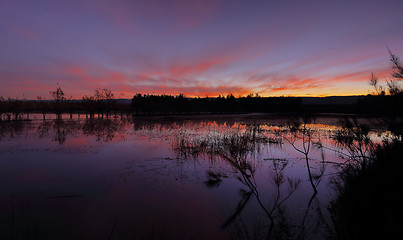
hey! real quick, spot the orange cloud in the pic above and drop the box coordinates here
[326,68,391,83]
[256,77,329,95]
[118,84,252,98]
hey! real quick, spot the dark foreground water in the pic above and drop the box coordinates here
[0,114,384,239]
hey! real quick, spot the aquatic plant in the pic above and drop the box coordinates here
[174,126,318,238]
[274,115,326,194]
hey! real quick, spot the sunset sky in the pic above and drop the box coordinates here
[1,0,403,99]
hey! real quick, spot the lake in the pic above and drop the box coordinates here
[0,114,383,239]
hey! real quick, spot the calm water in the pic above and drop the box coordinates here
[0,114,383,239]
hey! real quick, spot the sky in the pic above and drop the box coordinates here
[1,0,403,99]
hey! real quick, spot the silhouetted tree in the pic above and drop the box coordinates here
[370,49,403,96]
[50,87,65,119]
[94,88,115,118]
[4,98,24,121]
[369,72,385,96]
[389,47,403,80]
[65,97,75,119]
[82,95,96,118]
[0,97,4,121]
[36,96,49,119]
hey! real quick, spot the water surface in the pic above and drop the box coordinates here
[0,114,383,239]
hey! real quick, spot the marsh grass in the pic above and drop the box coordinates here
[175,125,280,160]
[333,118,375,168]
[173,125,332,239]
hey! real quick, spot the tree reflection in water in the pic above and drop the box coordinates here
[34,117,127,145]
[0,116,129,145]
[82,117,125,142]
[0,120,29,141]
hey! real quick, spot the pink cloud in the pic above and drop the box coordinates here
[256,77,329,95]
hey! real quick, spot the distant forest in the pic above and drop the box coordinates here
[0,89,402,121]
[0,90,302,120]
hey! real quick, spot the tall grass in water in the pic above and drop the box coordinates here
[174,125,330,239]
[175,124,278,161]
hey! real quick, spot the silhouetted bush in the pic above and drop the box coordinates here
[331,97,403,240]
[330,138,403,240]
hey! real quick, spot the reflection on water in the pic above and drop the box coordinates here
[0,115,383,239]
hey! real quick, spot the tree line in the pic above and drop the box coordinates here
[0,91,302,121]
[131,93,302,114]
[0,88,401,121]
[0,88,130,121]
